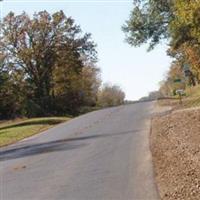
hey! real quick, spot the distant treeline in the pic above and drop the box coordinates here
[0,11,125,119]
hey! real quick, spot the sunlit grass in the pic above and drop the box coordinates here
[0,117,70,147]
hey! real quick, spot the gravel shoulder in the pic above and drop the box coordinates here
[151,104,200,200]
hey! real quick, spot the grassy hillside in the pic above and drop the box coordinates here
[159,85,200,109]
[182,85,200,108]
[0,117,70,147]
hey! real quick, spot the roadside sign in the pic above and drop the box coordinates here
[183,63,191,77]
[174,78,181,83]
[176,89,185,105]
[183,63,190,71]
[176,89,185,95]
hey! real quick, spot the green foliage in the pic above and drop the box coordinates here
[124,0,200,94]
[123,0,200,49]
[0,11,100,118]
[0,66,26,118]
[122,0,173,50]
[170,0,200,49]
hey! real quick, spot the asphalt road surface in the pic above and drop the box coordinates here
[0,102,159,200]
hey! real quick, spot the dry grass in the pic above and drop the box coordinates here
[158,85,200,109]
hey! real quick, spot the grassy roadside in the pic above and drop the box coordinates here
[158,85,200,109]
[0,117,70,147]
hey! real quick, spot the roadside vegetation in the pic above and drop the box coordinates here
[0,11,125,121]
[0,117,70,147]
[0,11,125,146]
[123,1,200,199]
[123,0,200,103]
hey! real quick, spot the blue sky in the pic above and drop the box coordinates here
[1,0,172,100]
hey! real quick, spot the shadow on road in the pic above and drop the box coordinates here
[0,129,141,161]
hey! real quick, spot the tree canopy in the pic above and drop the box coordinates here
[123,0,200,96]
[0,11,98,118]
[122,0,173,50]
[0,11,125,119]
[123,0,200,49]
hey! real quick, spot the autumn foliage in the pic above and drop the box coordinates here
[0,11,125,119]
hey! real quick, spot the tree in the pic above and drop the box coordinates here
[122,0,174,50]
[0,11,97,117]
[170,0,200,49]
[97,84,125,107]
[123,0,200,92]
[53,63,101,115]
[0,60,27,119]
[168,44,200,85]
[159,62,186,96]
[168,1,200,84]
[123,0,200,50]
[80,64,101,106]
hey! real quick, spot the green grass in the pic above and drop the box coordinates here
[0,117,70,147]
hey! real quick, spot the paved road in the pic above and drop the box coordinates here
[0,102,159,200]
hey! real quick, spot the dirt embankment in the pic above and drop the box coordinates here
[151,107,200,200]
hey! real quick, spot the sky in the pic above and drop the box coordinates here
[0,0,172,100]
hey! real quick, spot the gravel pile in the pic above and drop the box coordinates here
[151,108,200,200]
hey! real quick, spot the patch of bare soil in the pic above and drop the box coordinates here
[158,99,180,108]
[151,108,200,200]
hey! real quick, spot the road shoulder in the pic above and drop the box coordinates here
[151,104,200,199]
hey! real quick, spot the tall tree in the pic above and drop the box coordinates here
[123,0,200,50]
[0,11,97,116]
[123,0,200,90]
[170,0,200,49]
[53,63,101,115]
